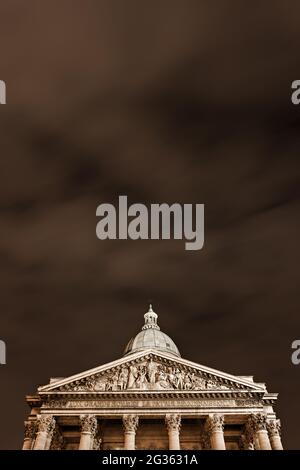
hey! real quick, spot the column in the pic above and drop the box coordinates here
[267,419,283,450]
[22,421,36,450]
[244,417,256,450]
[200,425,211,450]
[123,415,139,450]
[239,434,254,450]
[33,415,55,450]
[79,415,97,450]
[247,414,272,450]
[92,435,102,450]
[205,414,226,450]
[45,422,56,450]
[50,424,65,450]
[165,414,181,450]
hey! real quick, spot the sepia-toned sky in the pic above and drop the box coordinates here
[0,1,300,449]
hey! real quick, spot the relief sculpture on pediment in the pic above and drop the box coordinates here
[60,357,236,392]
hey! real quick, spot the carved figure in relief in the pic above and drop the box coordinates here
[128,365,138,389]
[136,368,147,389]
[206,379,218,389]
[62,357,233,393]
[193,376,206,389]
[94,379,106,391]
[147,359,158,385]
[157,370,169,388]
[118,367,129,390]
[113,371,120,391]
[184,373,192,390]
[167,367,176,387]
[105,376,114,391]
[175,368,184,389]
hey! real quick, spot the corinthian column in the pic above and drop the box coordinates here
[50,424,65,450]
[247,414,271,450]
[123,415,139,450]
[79,415,98,450]
[267,419,283,450]
[165,414,181,450]
[33,415,55,450]
[239,434,254,450]
[205,414,226,450]
[22,421,36,450]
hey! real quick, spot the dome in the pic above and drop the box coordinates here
[123,305,181,357]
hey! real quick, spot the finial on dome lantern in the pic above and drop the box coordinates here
[142,304,160,330]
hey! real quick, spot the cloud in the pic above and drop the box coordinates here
[0,0,299,448]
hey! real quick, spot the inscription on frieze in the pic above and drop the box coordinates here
[43,399,239,409]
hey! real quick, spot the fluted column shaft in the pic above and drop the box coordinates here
[165,414,181,450]
[33,415,55,450]
[257,429,271,449]
[79,415,97,450]
[123,415,139,450]
[206,414,226,450]
[269,434,283,450]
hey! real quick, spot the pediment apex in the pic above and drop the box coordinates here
[38,349,265,393]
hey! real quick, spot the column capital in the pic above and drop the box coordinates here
[37,415,55,434]
[205,414,224,434]
[80,415,97,435]
[24,420,37,440]
[247,413,268,432]
[267,419,281,437]
[165,414,181,432]
[123,414,139,433]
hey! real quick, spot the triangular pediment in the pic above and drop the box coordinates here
[39,350,266,395]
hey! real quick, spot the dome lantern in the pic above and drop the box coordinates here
[142,304,160,330]
[123,305,181,357]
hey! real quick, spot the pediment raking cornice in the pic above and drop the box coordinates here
[38,350,266,395]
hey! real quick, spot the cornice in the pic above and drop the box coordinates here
[38,389,266,400]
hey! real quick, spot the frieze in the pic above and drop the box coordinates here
[58,356,250,393]
[42,396,263,409]
[235,399,263,408]
[42,399,68,408]
[43,399,238,409]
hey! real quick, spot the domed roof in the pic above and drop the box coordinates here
[123,305,181,358]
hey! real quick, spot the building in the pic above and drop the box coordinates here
[22,305,283,450]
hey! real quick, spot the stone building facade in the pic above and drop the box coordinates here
[22,305,283,450]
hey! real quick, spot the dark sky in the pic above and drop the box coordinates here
[0,1,300,449]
